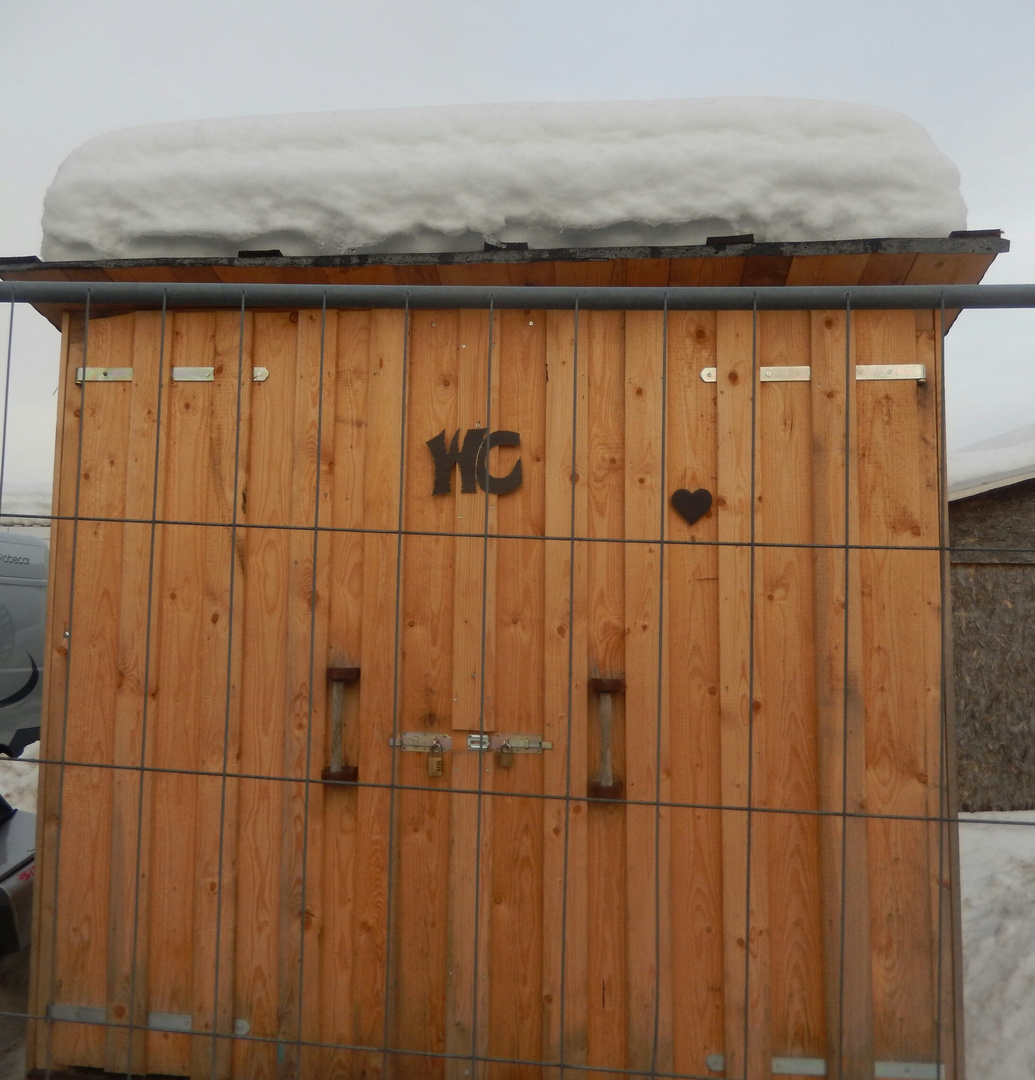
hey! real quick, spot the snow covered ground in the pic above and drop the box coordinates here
[960,811,1035,1078]
[40,98,966,260]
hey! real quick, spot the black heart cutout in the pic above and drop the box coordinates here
[671,488,712,526]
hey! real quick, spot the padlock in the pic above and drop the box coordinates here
[428,739,444,778]
[496,740,514,769]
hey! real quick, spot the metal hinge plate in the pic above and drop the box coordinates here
[857,364,927,382]
[74,367,131,385]
[389,733,453,752]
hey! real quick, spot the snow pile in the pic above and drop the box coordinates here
[960,811,1035,1078]
[0,742,38,813]
[948,423,1035,499]
[40,99,966,260]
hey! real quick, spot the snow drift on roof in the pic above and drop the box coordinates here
[40,99,967,260]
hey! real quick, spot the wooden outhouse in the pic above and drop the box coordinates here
[0,233,1006,1080]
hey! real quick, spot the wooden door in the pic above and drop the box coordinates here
[32,304,959,1080]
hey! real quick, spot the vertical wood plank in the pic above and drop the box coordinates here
[354,309,408,1080]
[318,309,371,1080]
[231,312,299,1080]
[486,310,547,1080]
[583,311,627,1080]
[754,312,825,1064]
[45,314,134,1070]
[393,309,456,1080]
[623,311,671,1076]
[103,312,167,1077]
[855,310,937,1063]
[665,311,725,1077]
[716,310,771,1080]
[542,309,589,1077]
[914,311,959,1080]
[810,309,875,1080]
[445,308,497,1080]
[286,308,334,1080]
[451,309,498,731]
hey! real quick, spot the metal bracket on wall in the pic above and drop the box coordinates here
[857,363,927,382]
[74,367,131,384]
[704,1054,942,1079]
[170,366,269,382]
[171,366,214,382]
[46,1005,250,1037]
[700,365,812,382]
[700,364,926,384]
[760,365,811,382]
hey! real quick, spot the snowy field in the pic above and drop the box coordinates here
[0,744,1030,1077]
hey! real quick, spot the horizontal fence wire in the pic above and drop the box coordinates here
[0,284,1032,1080]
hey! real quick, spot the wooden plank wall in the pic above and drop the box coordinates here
[31,304,957,1080]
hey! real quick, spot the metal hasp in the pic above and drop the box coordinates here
[588,676,625,799]
[704,1055,942,1078]
[465,732,552,755]
[74,367,131,385]
[390,732,454,752]
[857,363,927,382]
[321,665,360,785]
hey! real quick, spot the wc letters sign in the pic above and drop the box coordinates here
[426,428,523,496]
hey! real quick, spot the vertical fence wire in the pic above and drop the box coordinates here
[933,298,950,1077]
[649,300,670,1078]
[557,298,581,1080]
[43,290,91,1079]
[834,296,854,1080]
[738,299,761,1080]
[0,300,15,516]
[380,297,412,1078]
[125,295,170,1079]
[470,297,497,1077]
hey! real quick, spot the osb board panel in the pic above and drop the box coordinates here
[949,481,1035,810]
[31,306,958,1080]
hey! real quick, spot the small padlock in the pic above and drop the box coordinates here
[496,739,514,769]
[428,739,444,778]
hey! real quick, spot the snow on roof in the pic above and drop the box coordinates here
[948,423,1035,500]
[40,99,967,261]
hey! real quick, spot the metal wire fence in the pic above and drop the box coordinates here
[0,281,1031,1080]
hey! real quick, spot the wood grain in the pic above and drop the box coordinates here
[809,308,875,1080]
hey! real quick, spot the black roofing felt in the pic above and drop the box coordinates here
[0,234,1009,273]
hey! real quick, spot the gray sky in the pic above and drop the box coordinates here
[2,0,1034,484]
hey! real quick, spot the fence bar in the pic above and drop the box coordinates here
[5,281,1035,311]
